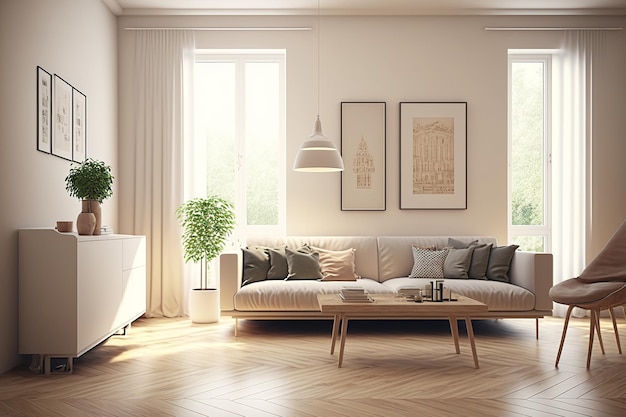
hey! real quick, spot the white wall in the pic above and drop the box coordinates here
[0,0,118,373]
[118,13,626,252]
[1,7,624,374]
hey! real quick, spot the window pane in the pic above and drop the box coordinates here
[511,62,545,226]
[511,235,545,252]
[245,62,279,226]
[193,52,285,236]
[194,62,236,203]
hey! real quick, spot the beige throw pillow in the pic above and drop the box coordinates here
[313,247,360,281]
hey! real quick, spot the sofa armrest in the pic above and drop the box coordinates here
[219,251,242,311]
[509,251,553,311]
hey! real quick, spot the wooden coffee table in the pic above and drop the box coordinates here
[317,293,488,368]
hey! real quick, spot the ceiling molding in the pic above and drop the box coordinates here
[118,7,626,16]
[101,0,124,16]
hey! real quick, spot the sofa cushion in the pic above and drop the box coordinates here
[314,247,360,281]
[444,247,474,279]
[486,245,519,283]
[234,278,394,311]
[383,277,536,311]
[410,246,448,278]
[242,248,270,286]
[285,247,322,280]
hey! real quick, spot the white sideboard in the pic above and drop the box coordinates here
[18,229,146,374]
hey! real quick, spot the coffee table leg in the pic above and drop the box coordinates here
[338,315,349,368]
[465,317,480,369]
[330,314,340,355]
[449,315,461,354]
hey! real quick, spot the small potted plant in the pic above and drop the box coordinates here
[65,158,114,235]
[176,196,236,323]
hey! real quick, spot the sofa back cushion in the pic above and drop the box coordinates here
[245,236,379,281]
[377,236,498,282]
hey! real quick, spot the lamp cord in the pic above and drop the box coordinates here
[317,0,320,117]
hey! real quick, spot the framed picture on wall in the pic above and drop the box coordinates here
[36,66,52,153]
[52,74,73,161]
[399,102,467,210]
[72,88,86,162]
[341,102,386,211]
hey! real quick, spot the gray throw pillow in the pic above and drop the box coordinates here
[242,247,270,286]
[486,245,519,282]
[264,245,312,279]
[444,247,474,279]
[267,247,289,279]
[468,243,492,280]
[285,247,322,280]
[447,237,479,249]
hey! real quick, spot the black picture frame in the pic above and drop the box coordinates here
[340,102,386,211]
[72,88,86,162]
[36,66,52,153]
[399,102,467,210]
[52,74,73,161]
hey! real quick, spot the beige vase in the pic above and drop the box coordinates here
[81,200,102,235]
[76,212,96,235]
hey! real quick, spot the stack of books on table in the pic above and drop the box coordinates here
[339,286,373,303]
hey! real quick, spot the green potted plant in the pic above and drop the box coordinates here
[176,196,236,323]
[65,158,114,235]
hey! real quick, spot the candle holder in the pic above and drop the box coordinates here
[430,280,445,302]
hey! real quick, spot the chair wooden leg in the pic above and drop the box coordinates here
[587,310,598,369]
[556,305,574,367]
[609,307,622,354]
[595,310,606,355]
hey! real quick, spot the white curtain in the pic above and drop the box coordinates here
[552,30,604,317]
[132,30,195,317]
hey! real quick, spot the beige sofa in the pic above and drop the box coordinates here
[219,236,553,335]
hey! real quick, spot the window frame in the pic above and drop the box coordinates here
[194,50,286,237]
[507,53,552,252]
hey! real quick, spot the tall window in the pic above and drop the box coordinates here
[192,50,286,238]
[508,54,551,252]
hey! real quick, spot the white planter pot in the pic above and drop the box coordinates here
[189,288,220,323]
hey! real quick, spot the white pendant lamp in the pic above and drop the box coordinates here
[293,115,344,172]
[293,0,344,172]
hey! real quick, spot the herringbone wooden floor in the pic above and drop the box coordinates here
[1,315,625,416]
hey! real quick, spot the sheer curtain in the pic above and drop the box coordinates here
[132,30,195,317]
[552,30,605,317]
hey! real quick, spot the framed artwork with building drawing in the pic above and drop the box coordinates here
[341,102,386,211]
[36,66,52,153]
[52,74,73,161]
[400,102,467,210]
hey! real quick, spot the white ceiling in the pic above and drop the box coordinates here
[104,0,626,16]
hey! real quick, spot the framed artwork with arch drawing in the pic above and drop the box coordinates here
[340,102,386,211]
